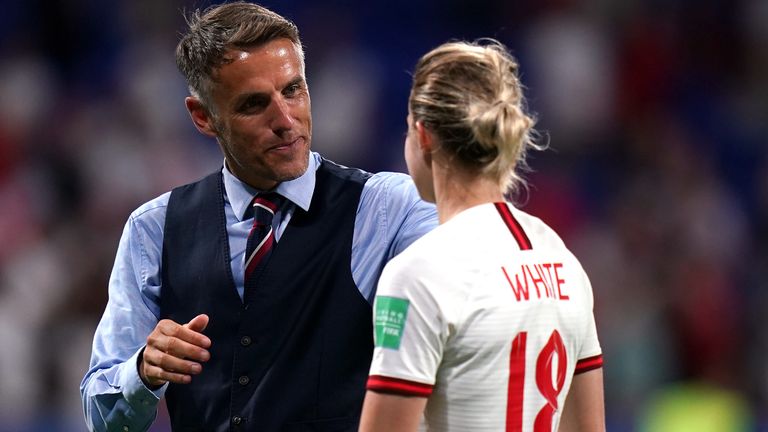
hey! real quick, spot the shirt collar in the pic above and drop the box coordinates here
[223,151,320,221]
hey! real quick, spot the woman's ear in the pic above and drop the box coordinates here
[415,121,434,163]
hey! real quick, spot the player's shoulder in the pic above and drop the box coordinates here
[381,218,452,275]
[510,206,590,274]
[385,204,481,269]
[510,206,569,251]
[377,222,467,305]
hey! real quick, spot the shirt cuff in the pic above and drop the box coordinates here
[574,354,604,374]
[367,375,433,397]
[118,346,167,408]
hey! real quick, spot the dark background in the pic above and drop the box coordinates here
[0,0,765,430]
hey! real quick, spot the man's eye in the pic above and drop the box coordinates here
[239,97,267,112]
[284,84,300,97]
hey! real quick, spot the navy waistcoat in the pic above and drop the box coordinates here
[161,160,373,432]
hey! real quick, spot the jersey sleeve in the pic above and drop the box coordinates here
[367,253,447,397]
[574,271,603,374]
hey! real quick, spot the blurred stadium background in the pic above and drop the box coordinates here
[0,0,766,430]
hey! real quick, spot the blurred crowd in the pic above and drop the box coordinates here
[0,0,765,431]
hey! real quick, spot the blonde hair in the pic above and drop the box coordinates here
[409,39,541,194]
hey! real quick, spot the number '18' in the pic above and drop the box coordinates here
[506,330,567,432]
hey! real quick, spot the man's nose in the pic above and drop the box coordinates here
[269,98,294,133]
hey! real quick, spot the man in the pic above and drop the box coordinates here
[80,2,437,431]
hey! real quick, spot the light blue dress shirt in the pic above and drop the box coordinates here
[80,152,437,432]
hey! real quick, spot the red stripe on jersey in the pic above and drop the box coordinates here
[494,202,532,250]
[575,354,604,374]
[366,375,433,397]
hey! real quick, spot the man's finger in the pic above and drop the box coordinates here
[180,314,211,348]
[143,363,192,385]
[144,347,204,376]
[160,319,210,349]
[184,314,209,333]
[165,336,210,363]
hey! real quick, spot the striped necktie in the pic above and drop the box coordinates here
[244,192,282,286]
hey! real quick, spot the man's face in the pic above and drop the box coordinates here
[192,38,311,190]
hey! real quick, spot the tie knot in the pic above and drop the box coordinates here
[244,192,283,284]
[250,192,283,223]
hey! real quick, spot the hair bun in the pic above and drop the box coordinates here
[409,39,542,194]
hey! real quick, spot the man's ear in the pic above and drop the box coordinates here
[415,121,434,164]
[185,97,218,137]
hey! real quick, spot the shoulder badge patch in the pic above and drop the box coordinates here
[374,296,410,349]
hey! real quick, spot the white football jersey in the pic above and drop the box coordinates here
[367,202,603,432]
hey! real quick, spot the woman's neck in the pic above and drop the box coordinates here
[432,163,504,224]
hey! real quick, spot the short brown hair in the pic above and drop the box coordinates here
[176,1,302,104]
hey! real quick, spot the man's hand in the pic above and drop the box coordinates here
[139,314,211,388]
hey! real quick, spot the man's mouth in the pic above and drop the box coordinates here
[269,137,303,151]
